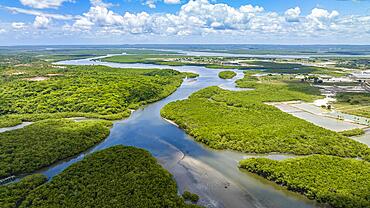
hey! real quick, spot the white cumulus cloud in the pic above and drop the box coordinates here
[6,6,73,20]
[285,7,301,22]
[19,0,73,9]
[12,22,27,29]
[164,0,181,4]
[33,16,51,29]
[3,0,370,44]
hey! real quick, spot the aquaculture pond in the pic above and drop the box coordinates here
[33,57,323,208]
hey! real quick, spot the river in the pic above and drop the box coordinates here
[38,57,323,208]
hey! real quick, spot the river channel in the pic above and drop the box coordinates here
[36,57,323,208]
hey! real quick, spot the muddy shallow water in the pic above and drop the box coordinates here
[34,58,323,208]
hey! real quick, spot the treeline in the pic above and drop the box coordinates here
[239,155,370,208]
[0,119,112,179]
[20,146,201,208]
[102,55,341,76]
[218,71,237,79]
[0,174,47,208]
[161,86,369,159]
[339,128,365,137]
[335,92,370,119]
[0,66,188,124]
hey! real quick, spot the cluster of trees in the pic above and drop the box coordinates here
[20,146,201,208]
[0,119,112,179]
[161,86,369,159]
[102,55,342,76]
[161,71,370,206]
[182,191,200,203]
[0,174,47,208]
[239,155,370,208]
[0,66,186,126]
[339,128,365,137]
[101,55,186,66]
[218,71,237,79]
[335,92,370,119]
[337,92,370,106]
[235,73,323,102]
[0,111,129,128]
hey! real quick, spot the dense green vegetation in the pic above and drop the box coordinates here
[1,65,188,126]
[335,58,370,70]
[337,92,370,106]
[20,146,201,208]
[102,55,343,76]
[0,112,125,128]
[182,191,200,203]
[161,74,369,159]
[339,128,365,137]
[101,54,186,66]
[240,61,318,73]
[236,73,323,101]
[0,119,112,179]
[218,71,237,79]
[335,92,370,118]
[0,174,47,208]
[0,48,179,64]
[0,117,22,128]
[239,155,370,208]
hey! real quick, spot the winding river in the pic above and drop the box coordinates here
[34,57,323,208]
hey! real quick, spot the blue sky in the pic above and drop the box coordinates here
[0,0,369,45]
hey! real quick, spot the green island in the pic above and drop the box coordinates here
[239,155,370,208]
[0,119,112,179]
[161,73,370,159]
[19,146,201,208]
[0,65,190,127]
[218,71,237,79]
[0,174,47,208]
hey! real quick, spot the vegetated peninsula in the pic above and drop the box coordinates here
[0,174,47,208]
[101,55,344,76]
[0,119,112,178]
[240,155,370,208]
[18,146,201,208]
[161,71,370,207]
[161,73,370,159]
[0,66,190,127]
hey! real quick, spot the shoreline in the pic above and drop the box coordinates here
[162,117,179,127]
